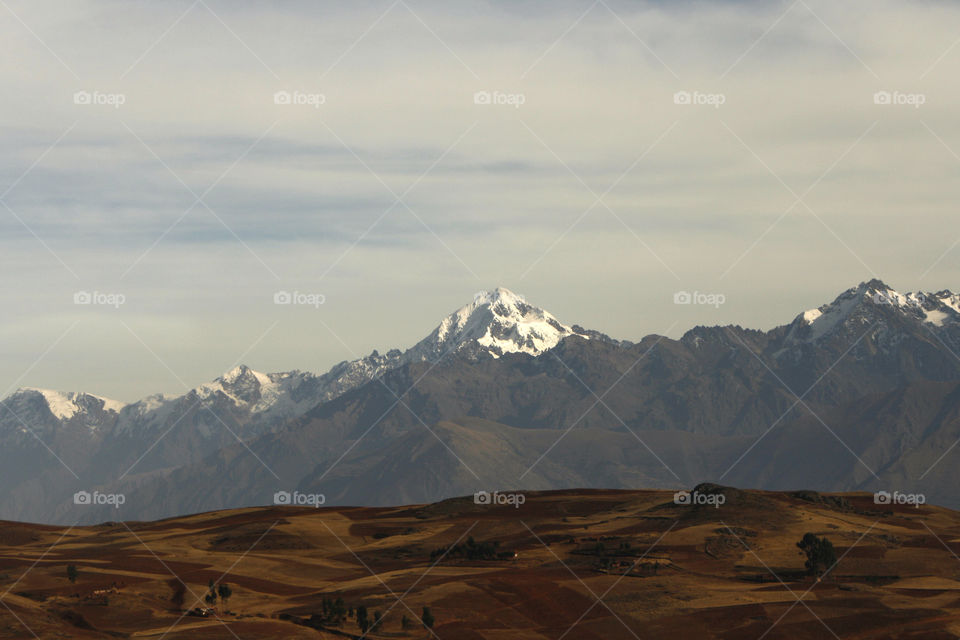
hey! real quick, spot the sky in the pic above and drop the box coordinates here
[1,0,958,402]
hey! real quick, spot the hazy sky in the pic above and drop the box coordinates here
[2,0,958,401]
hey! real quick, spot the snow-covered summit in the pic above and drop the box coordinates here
[0,388,125,437]
[790,279,959,342]
[9,388,126,420]
[408,287,589,360]
[199,364,273,396]
[0,288,596,442]
[190,364,322,416]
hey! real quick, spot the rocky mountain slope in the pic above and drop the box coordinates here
[2,280,959,524]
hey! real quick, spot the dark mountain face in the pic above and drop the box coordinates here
[0,287,617,523]
[4,281,960,524]
[722,379,960,507]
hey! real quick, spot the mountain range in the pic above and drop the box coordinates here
[2,281,959,524]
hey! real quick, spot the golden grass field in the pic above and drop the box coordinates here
[1,487,959,639]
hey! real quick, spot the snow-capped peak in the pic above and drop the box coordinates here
[217,364,273,388]
[5,388,126,421]
[184,365,329,421]
[195,365,274,406]
[793,280,958,341]
[412,287,588,359]
[0,288,593,444]
[932,290,960,317]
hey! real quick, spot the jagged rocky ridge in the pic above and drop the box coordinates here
[2,280,959,523]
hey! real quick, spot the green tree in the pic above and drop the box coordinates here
[421,606,435,630]
[168,579,185,609]
[357,605,370,634]
[796,533,837,577]
[204,580,218,610]
[217,583,232,610]
[66,564,78,584]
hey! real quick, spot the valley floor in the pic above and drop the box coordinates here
[1,487,959,639]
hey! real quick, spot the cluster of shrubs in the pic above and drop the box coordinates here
[307,600,435,634]
[573,539,636,557]
[430,536,514,561]
[307,596,348,626]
